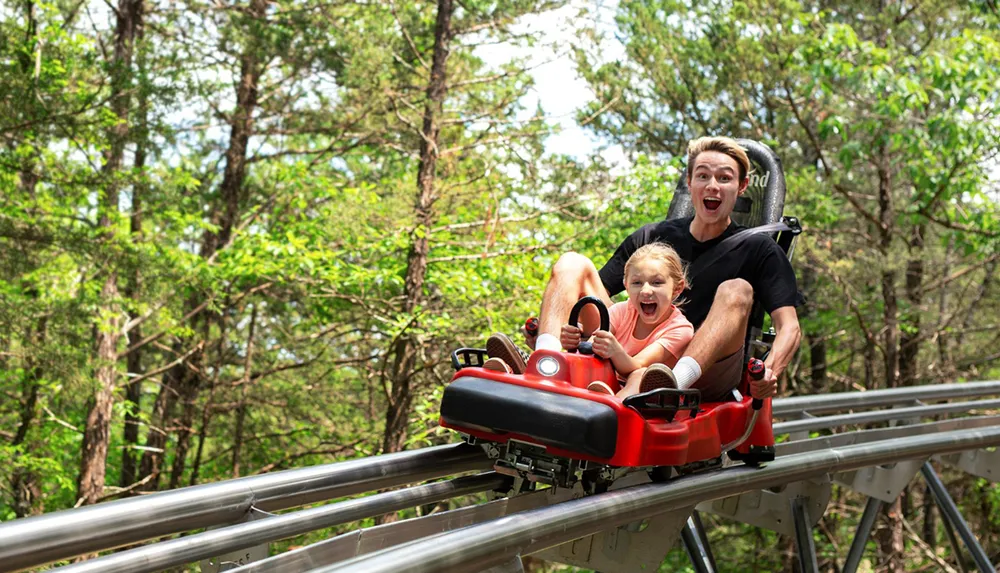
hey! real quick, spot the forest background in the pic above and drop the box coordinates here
[1,0,999,570]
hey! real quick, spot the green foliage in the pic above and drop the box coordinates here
[1,0,999,570]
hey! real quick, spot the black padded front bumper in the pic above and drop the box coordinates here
[440,376,618,459]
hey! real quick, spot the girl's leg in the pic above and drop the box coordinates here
[616,368,647,398]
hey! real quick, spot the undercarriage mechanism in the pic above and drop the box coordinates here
[466,433,724,495]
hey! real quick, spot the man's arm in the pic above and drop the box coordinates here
[751,305,801,398]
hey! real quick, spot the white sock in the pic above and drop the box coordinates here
[673,356,702,390]
[535,333,561,352]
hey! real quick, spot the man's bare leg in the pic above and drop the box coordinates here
[536,252,613,344]
[487,252,612,370]
[673,279,753,388]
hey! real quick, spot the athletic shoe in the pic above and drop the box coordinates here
[483,357,513,373]
[639,364,678,394]
[587,381,615,395]
[486,333,528,375]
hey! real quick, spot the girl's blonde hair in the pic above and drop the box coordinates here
[623,243,689,302]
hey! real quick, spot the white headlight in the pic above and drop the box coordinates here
[537,356,560,377]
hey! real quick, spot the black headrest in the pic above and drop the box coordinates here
[665,139,787,227]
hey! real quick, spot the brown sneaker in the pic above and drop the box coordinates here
[483,357,513,373]
[587,381,615,395]
[639,364,678,394]
[486,333,528,375]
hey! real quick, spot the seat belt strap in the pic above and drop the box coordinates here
[687,221,794,280]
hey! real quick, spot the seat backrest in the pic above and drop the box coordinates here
[665,139,787,229]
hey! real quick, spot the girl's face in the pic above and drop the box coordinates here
[625,258,683,326]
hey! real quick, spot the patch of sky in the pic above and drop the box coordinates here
[469,1,627,168]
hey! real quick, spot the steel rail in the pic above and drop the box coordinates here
[54,473,505,573]
[775,415,1000,456]
[773,398,1000,435]
[772,380,1000,416]
[0,443,489,573]
[323,427,1000,573]
[4,383,996,573]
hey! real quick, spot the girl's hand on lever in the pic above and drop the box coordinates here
[591,330,624,361]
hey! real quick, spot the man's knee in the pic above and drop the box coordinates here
[551,252,598,283]
[715,279,753,312]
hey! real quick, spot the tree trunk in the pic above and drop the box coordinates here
[169,317,207,490]
[9,0,46,519]
[77,0,143,507]
[936,237,954,380]
[899,224,924,387]
[137,355,182,491]
[922,483,937,549]
[381,0,455,456]
[864,335,876,389]
[232,304,258,478]
[873,142,904,572]
[800,264,826,393]
[11,315,47,517]
[121,22,149,490]
[160,0,265,488]
[956,260,997,349]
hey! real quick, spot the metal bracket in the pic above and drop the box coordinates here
[200,507,271,572]
[695,477,831,536]
[832,458,926,502]
[535,506,695,573]
[787,411,816,443]
[936,448,1000,482]
[479,556,525,573]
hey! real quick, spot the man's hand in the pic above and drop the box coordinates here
[749,366,778,399]
[522,328,537,350]
[591,330,625,360]
[560,324,582,351]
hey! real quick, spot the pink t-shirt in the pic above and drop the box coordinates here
[608,301,694,361]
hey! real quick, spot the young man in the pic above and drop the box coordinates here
[487,136,801,401]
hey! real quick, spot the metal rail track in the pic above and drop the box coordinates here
[54,473,505,573]
[772,380,1000,416]
[3,382,998,572]
[324,427,1000,573]
[0,443,490,573]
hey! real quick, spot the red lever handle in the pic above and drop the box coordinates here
[525,317,539,337]
[747,358,766,410]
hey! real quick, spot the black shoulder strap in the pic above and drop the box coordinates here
[687,221,794,280]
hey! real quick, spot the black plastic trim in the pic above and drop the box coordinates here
[441,377,619,459]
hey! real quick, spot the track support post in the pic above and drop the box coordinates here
[790,496,819,573]
[681,511,717,573]
[841,497,882,573]
[921,462,994,573]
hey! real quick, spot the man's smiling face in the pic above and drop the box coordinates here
[688,150,748,228]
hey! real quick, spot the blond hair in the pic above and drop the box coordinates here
[686,136,752,182]
[623,243,688,302]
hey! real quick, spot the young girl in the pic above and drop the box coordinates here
[560,243,693,398]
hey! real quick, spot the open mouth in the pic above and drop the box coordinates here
[703,197,722,212]
[640,302,658,317]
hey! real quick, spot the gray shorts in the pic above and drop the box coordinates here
[693,350,745,402]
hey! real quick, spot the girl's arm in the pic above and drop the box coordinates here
[591,331,677,376]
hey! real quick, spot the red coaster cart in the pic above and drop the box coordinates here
[439,139,800,491]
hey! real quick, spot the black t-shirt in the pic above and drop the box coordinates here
[598,217,800,329]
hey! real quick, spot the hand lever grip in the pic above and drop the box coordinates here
[524,317,539,338]
[747,358,765,410]
[567,297,610,356]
